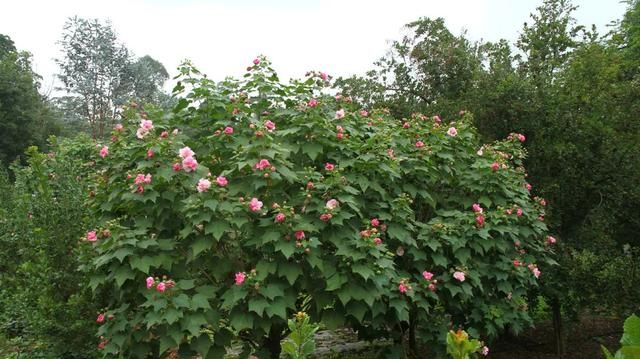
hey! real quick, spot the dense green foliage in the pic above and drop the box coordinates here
[0,137,99,358]
[336,0,640,323]
[0,34,61,164]
[87,58,551,358]
[602,315,640,359]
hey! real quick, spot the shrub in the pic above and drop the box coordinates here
[88,57,554,358]
[0,136,99,358]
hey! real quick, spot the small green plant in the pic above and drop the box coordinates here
[602,314,640,359]
[446,329,488,359]
[281,312,319,359]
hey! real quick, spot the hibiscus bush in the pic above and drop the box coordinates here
[87,56,554,358]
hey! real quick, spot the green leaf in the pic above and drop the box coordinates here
[159,336,177,355]
[325,273,347,291]
[230,311,253,330]
[322,309,344,330]
[192,334,212,358]
[622,315,640,346]
[274,240,295,259]
[265,297,288,319]
[113,267,135,287]
[164,307,182,325]
[248,297,270,316]
[302,142,323,160]
[279,261,302,285]
[192,237,212,258]
[256,260,278,280]
[130,256,153,274]
[205,220,230,240]
[172,294,190,309]
[260,282,285,300]
[113,247,134,262]
[191,293,211,310]
[454,248,471,264]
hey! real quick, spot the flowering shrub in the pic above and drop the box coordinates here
[88,57,554,358]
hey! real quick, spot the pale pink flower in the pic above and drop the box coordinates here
[546,235,557,245]
[518,134,526,142]
[144,174,152,184]
[371,218,380,227]
[402,122,410,129]
[255,159,271,170]
[533,268,541,278]
[335,94,343,101]
[264,120,276,132]
[182,156,198,172]
[319,72,328,81]
[99,146,109,158]
[373,237,382,245]
[335,109,345,119]
[253,58,260,65]
[472,203,483,213]
[197,178,211,193]
[481,346,489,356]
[422,271,434,280]
[224,127,234,135]
[275,213,286,223]
[337,132,344,140]
[216,176,228,187]
[325,199,339,210]
[453,271,466,282]
[172,163,182,171]
[359,109,369,117]
[146,276,155,289]
[96,313,105,323]
[179,147,195,159]
[249,198,263,212]
[306,181,314,190]
[114,123,123,131]
[517,208,523,217]
[428,283,436,291]
[308,98,318,107]
[86,230,97,242]
[476,215,485,228]
[235,272,246,285]
[325,163,335,171]
[447,127,458,136]
[134,174,146,185]
[491,162,500,171]
[433,115,442,123]
[140,119,153,130]
[147,149,154,158]
[160,130,168,138]
[320,213,332,222]
[415,141,425,148]
[295,231,305,240]
[526,183,532,191]
[172,129,179,136]
[156,282,166,293]
[136,127,149,139]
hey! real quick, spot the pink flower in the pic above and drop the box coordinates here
[428,283,436,291]
[373,237,382,245]
[264,120,276,132]
[179,147,195,159]
[146,276,155,289]
[295,231,305,240]
[371,218,380,227]
[415,141,425,148]
[325,199,339,210]
[235,272,246,285]
[320,213,332,222]
[114,123,123,131]
[517,208,523,217]
[319,72,328,81]
[491,162,500,171]
[360,109,369,117]
[325,163,335,171]
[546,235,557,245]
[160,130,168,138]
[360,230,371,238]
[197,178,211,193]
[453,271,466,282]
[402,122,410,129]
[134,174,152,185]
[99,146,109,158]
[255,159,271,170]
[308,98,318,107]
[306,181,314,190]
[275,213,286,223]
[216,176,228,187]
[253,58,260,65]
[472,203,483,213]
[224,126,234,135]
[506,208,513,215]
[433,115,442,123]
[533,267,541,278]
[335,94,343,101]
[526,183,532,191]
[513,259,521,267]
[172,163,182,171]
[182,156,198,172]
[136,127,148,139]
[481,346,489,356]
[518,134,526,142]
[172,129,179,136]
[156,282,166,293]
[140,119,153,130]
[476,215,485,228]
[398,283,408,294]
[447,127,457,136]
[147,149,154,158]
[335,109,345,119]
[249,198,263,212]
[96,313,105,324]
[422,271,434,280]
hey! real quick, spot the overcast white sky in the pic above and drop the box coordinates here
[0,0,627,95]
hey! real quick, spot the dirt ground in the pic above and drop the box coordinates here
[490,316,623,359]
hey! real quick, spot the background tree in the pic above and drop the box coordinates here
[0,33,61,164]
[56,17,170,138]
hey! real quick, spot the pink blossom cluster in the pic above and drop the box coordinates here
[99,145,109,158]
[133,173,152,193]
[422,271,437,291]
[146,276,175,292]
[178,147,198,172]
[136,119,154,139]
[398,279,411,294]
[453,271,466,282]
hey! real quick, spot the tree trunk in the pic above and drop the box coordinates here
[263,325,283,359]
[551,297,564,358]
